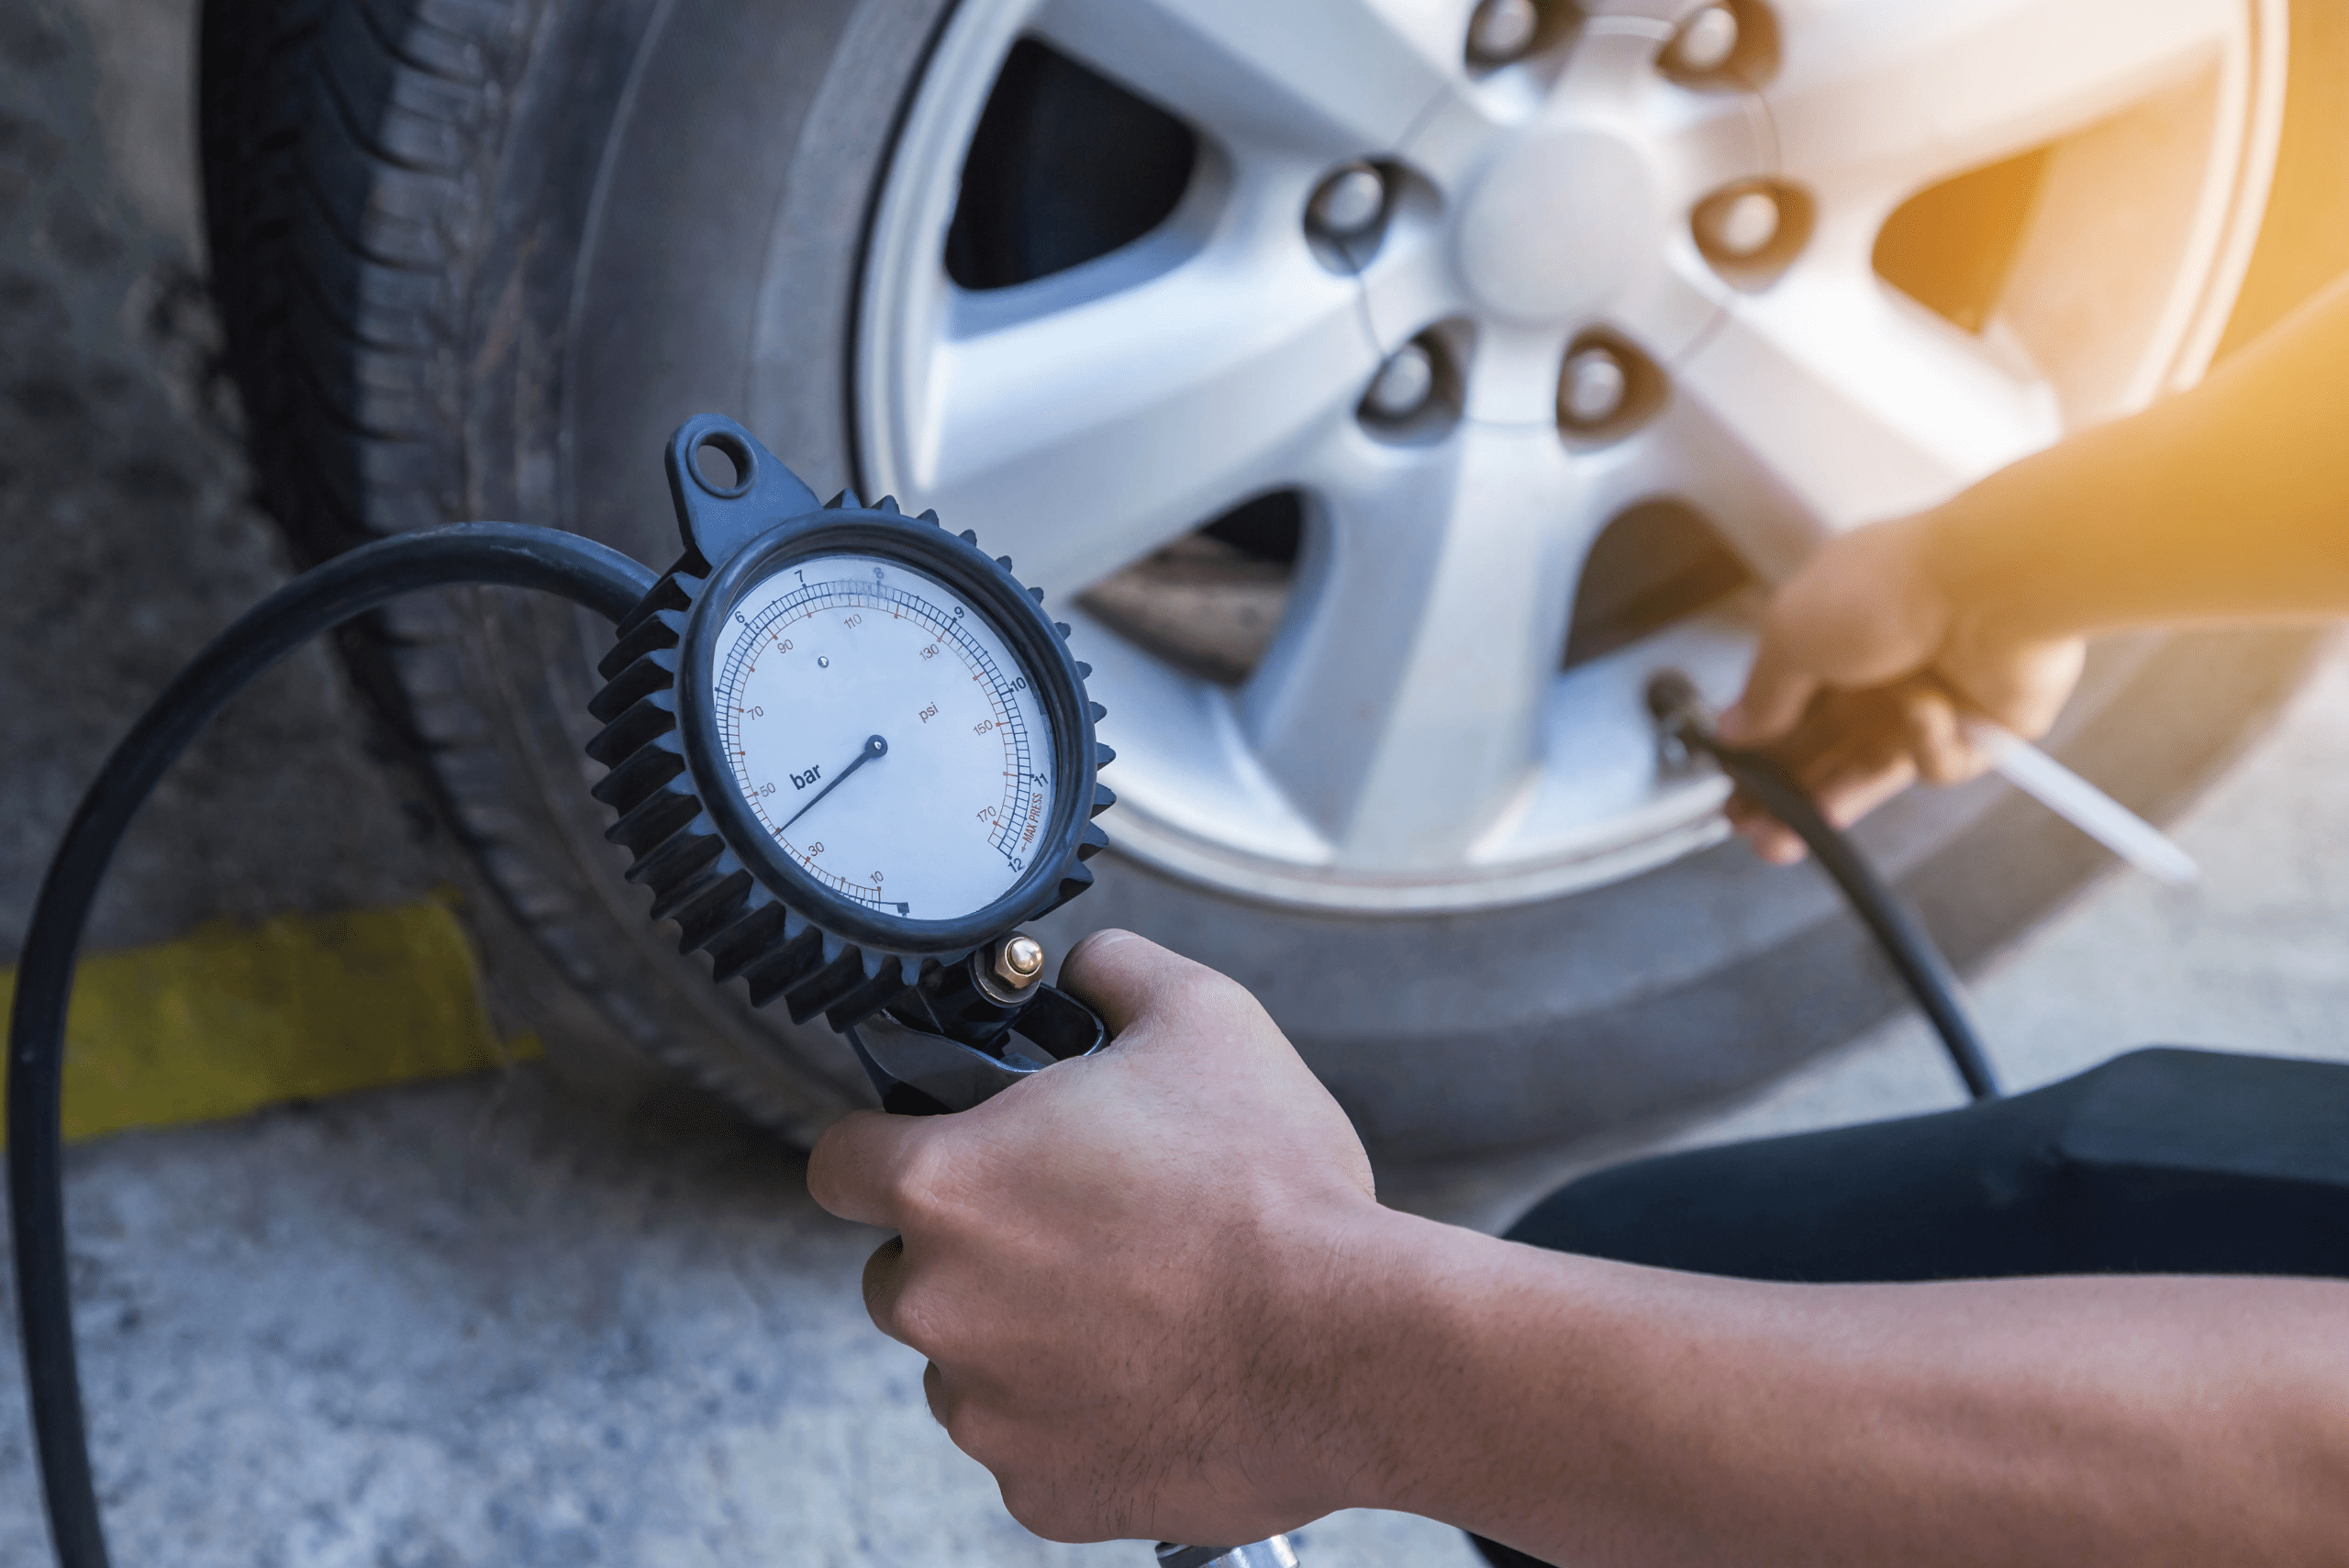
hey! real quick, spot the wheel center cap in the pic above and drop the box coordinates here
[1453,129,1654,324]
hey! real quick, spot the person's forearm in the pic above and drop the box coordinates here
[1320,1211,2349,1566]
[1924,272,2349,644]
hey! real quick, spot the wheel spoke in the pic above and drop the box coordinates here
[1766,0,2242,210]
[1033,0,1465,160]
[1463,325,1574,427]
[1670,274,2062,573]
[887,239,1378,594]
[1645,84,1777,208]
[1359,234,1466,360]
[1243,424,1603,867]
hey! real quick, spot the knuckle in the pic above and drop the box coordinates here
[996,1478,1102,1545]
[942,1401,1016,1469]
[1165,958,1253,1018]
[807,1112,905,1221]
[884,1140,962,1230]
[921,1360,958,1426]
[859,1238,903,1315]
[887,1277,966,1360]
[803,1124,855,1210]
[1173,966,1241,1014]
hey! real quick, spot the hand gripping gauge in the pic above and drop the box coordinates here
[584,414,1118,1111]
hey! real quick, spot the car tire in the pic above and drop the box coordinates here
[200,0,2344,1157]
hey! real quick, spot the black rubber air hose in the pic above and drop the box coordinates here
[8,525,655,1568]
[1646,673,2003,1104]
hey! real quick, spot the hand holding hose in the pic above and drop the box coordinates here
[1719,512,2084,864]
[1724,272,2349,862]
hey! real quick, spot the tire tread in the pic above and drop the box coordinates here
[202,0,862,1136]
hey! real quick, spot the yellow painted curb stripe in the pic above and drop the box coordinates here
[1,897,540,1145]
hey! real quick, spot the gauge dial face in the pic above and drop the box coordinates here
[711,552,1057,924]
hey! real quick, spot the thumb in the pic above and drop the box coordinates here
[1055,929,1204,1038]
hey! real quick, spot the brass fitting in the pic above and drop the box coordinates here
[993,932,1045,990]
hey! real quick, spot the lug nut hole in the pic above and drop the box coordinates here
[1465,0,1577,71]
[1657,0,1780,87]
[1692,181,1813,286]
[1305,159,1418,275]
[1360,326,1468,441]
[1669,6,1740,73]
[1366,343,1436,421]
[1561,348,1629,427]
[1467,0,1542,64]
[1308,161,1386,241]
[1557,334,1663,442]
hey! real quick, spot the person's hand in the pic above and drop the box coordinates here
[806,931,1392,1546]
[1719,512,2085,862]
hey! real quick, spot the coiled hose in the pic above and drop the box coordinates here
[7,526,654,1568]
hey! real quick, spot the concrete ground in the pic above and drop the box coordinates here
[5,637,2346,1568]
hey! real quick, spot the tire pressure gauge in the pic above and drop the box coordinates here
[585,414,1116,1111]
[8,412,1284,1568]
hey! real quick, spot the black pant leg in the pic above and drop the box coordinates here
[1469,1048,2349,1568]
[1509,1047,2349,1280]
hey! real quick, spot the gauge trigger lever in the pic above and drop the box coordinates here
[844,934,1104,1114]
[845,981,1105,1116]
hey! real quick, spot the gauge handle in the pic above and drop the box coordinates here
[844,979,1298,1568]
[844,982,1106,1116]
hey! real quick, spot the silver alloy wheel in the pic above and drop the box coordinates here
[858,0,2284,914]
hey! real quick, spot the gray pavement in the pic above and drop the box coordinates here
[5,638,2346,1567]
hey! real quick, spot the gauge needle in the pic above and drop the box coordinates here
[779,734,888,834]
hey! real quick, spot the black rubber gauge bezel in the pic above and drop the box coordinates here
[583,413,1110,1029]
[676,516,1097,960]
